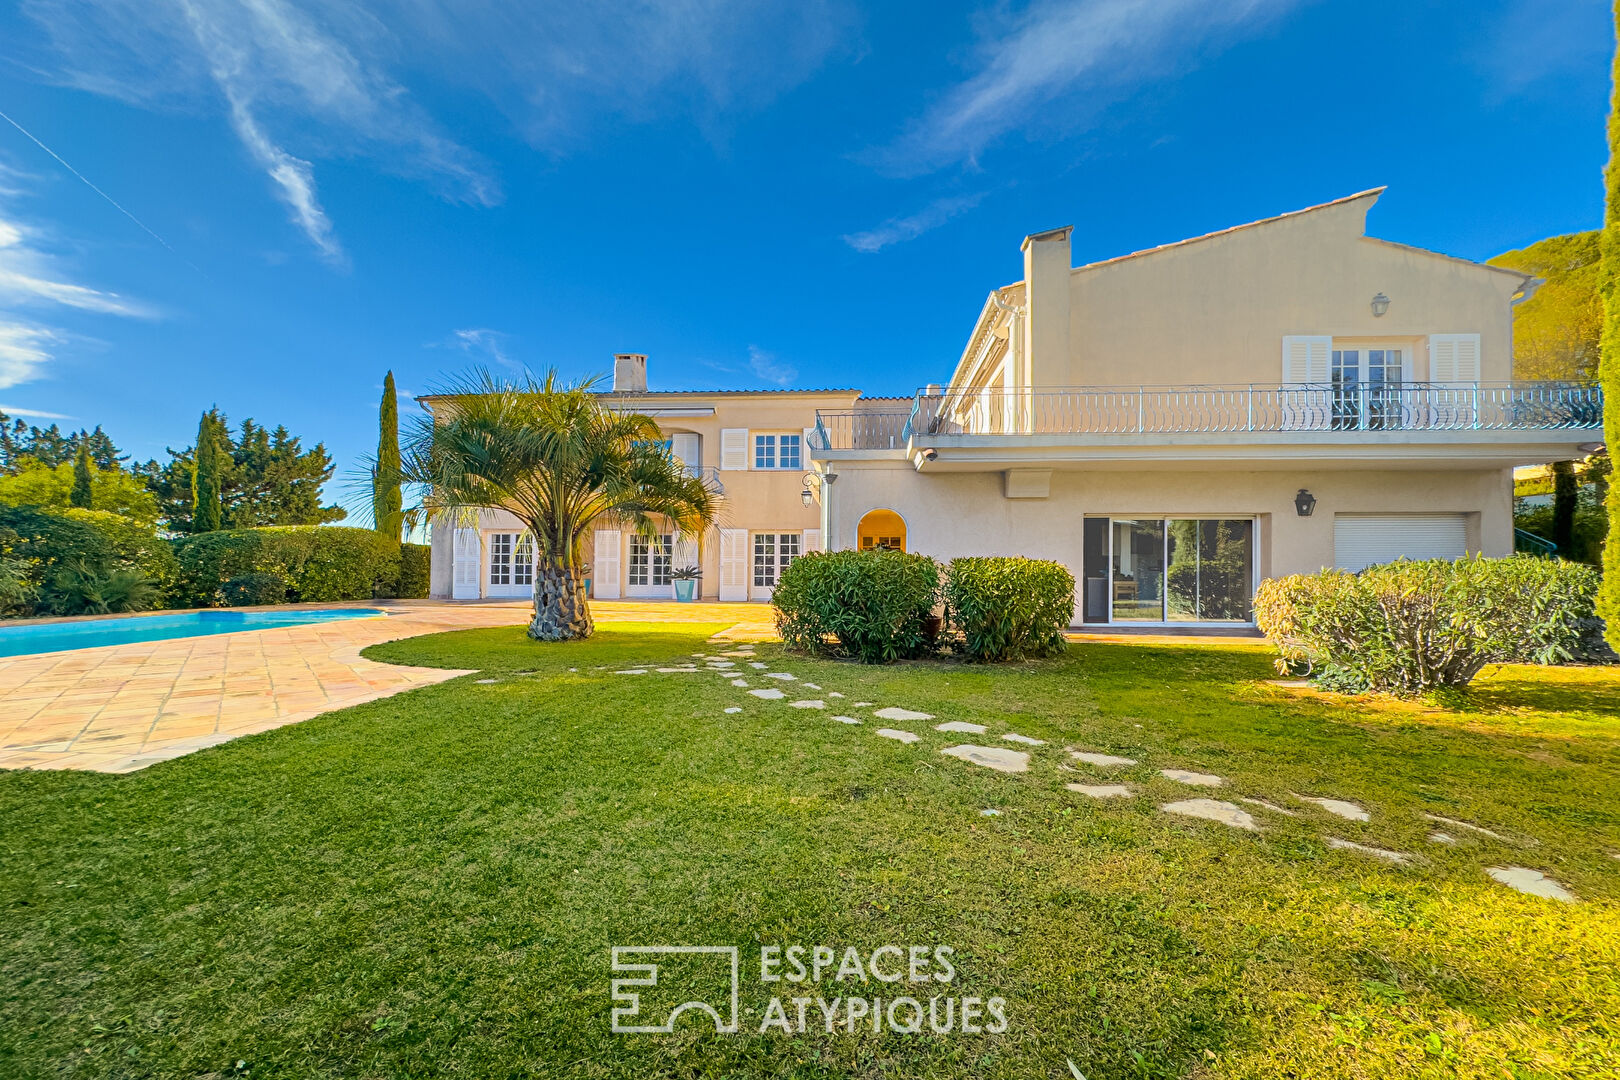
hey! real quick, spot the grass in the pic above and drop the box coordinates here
[0,621,1616,1079]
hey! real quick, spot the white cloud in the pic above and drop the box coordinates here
[1473,0,1612,98]
[16,0,852,258]
[876,0,1299,174]
[748,345,796,386]
[843,192,987,253]
[0,323,56,390]
[0,401,73,419]
[434,327,515,368]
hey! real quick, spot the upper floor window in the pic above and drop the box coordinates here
[754,433,801,470]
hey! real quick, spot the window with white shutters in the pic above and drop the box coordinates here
[720,428,749,470]
[1428,334,1481,384]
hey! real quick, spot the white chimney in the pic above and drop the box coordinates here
[613,353,648,393]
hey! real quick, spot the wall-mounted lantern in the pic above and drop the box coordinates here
[1294,488,1317,517]
[1370,293,1391,317]
[801,470,837,507]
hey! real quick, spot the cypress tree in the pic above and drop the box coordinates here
[1551,460,1578,554]
[192,410,223,533]
[70,440,93,509]
[374,371,402,541]
[1602,5,1620,648]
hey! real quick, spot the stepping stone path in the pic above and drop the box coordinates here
[935,721,987,734]
[1429,832,1457,845]
[1423,814,1506,841]
[832,716,861,725]
[1487,866,1574,901]
[828,692,844,699]
[750,662,769,669]
[790,700,825,709]
[1327,838,1410,864]
[1240,798,1297,817]
[614,669,648,675]
[1071,751,1137,767]
[876,728,920,744]
[940,745,1030,773]
[1294,795,1369,822]
[1160,769,1224,788]
[764,672,798,681]
[656,667,698,673]
[803,683,821,691]
[1160,799,1257,831]
[1068,783,1132,799]
[474,679,499,684]
[853,702,874,708]
[731,679,750,687]
[1002,733,1045,746]
[979,809,1002,817]
[724,707,742,714]
[749,688,786,700]
[874,707,934,722]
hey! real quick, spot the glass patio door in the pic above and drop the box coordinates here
[1110,520,1165,622]
[1088,517,1256,624]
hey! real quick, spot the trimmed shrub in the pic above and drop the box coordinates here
[170,526,399,607]
[0,505,174,617]
[945,556,1074,661]
[396,543,430,599]
[773,549,941,663]
[1255,556,1600,696]
[222,572,289,606]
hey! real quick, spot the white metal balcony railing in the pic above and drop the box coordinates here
[809,382,1603,451]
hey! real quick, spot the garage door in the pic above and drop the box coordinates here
[1333,514,1467,572]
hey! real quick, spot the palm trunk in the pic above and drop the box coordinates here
[529,558,593,641]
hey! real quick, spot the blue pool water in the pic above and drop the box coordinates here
[0,608,388,658]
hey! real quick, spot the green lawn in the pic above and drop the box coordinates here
[2,623,1617,1079]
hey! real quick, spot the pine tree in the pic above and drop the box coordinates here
[192,410,223,533]
[374,371,402,542]
[1601,5,1620,649]
[70,441,94,509]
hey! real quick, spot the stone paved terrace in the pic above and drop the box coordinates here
[0,599,775,774]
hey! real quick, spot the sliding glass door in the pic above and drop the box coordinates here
[1085,517,1256,624]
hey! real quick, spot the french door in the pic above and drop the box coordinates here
[626,534,674,598]
[487,532,535,597]
[751,532,801,600]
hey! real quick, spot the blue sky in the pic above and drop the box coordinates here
[0,0,1611,518]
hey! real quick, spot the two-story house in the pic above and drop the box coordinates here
[427,354,887,601]
[807,189,1602,627]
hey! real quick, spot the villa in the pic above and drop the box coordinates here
[429,189,1603,626]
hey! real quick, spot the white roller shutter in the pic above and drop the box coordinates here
[720,428,749,470]
[1333,514,1467,572]
[593,529,621,598]
[719,528,748,601]
[452,528,481,599]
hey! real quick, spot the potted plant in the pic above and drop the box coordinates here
[671,565,701,602]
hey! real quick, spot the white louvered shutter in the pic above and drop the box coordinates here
[719,528,748,601]
[452,528,481,599]
[720,429,748,470]
[1428,334,1480,385]
[1281,335,1331,430]
[802,529,821,554]
[593,529,620,599]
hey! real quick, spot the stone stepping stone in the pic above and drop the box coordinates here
[876,728,920,744]
[1326,838,1410,864]
[750,662,769,669]
[1161,769,1224,788]
[723,707,742,714]
[1423,814,1506,841]
[1071,751,1137,767]
[828,692,844,699]
[852,702,874,708]
[656,667,699,673]
[731,678,750,687]
[935,721,987,734]
[474,678,499,684]
[1002,733,1045,746]
[874,707,934,722]
[614,669,648,675]
[764,672,798,681]
[789,700,825,709]
[1240,798,1298,817]
[691,653,708,658]
[1160,799,1257,831]
[803,682,821,691]
[940,744,1030,773]
[1293,795,1369,822]
[831,716,861,725]
[979,809,1002,817]
[1068,783,1132,799]
[1487,866,1574,901]
[708,660,735,668]
[1428,832,1457,845]
[749,688,787,700]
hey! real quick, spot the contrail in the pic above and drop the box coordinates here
[0,105,194,268]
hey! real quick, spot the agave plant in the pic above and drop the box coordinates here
[402,368,719,641]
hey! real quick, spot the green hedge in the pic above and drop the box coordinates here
[170,527,400,608]
[0,505,176,616]
[222,572,289,606]
[945,557,1074,661]
[773,549,941,663]
[395,543,430,599]
[1254,555,1600,696]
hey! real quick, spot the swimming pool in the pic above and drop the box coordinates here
[0,608,389,659]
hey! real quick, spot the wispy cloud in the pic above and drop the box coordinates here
[0,401,73,419]
[17,0,852,259]
[433,327,515,368]
[0,324,56,390]
[874,0,1299,174]
[844,192,987,253]
[1472,0,1612,99]
[748,344,796,386]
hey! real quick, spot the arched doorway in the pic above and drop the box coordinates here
[857,509,907,552]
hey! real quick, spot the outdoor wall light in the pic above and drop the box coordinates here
[1370,292,1391,317]
[1294,488,1317,517]
[801,470,836,507]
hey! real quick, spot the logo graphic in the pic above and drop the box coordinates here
[610,946,740,1034]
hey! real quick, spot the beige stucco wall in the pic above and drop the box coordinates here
[825,462,1513,609]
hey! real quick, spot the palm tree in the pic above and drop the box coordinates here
[403,368,718,640]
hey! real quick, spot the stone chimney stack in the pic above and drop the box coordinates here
[1020,227,1073,387]
[613,353,648,393]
